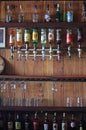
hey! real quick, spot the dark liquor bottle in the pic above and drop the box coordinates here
[33,112,39,130]
[0,112,4,130]
[15,114,22,130]
[53,112,58,130]
[55,4,61,22]
[70,114,76,130]
[24,113,32,130]
[61,113,67,130]
[44,113,49,130]
[78,113,85,130]
[7,113,14,130]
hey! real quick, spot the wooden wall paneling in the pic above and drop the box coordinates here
[53,58,64,76]
[0,2,5,22]
[63,57,75,75]
[53,82,64,106]
[82,82,86,106]
[14,53,25,75]
[5,49,15,74]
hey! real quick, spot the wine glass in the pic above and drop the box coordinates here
[0,81,7,106]
[8,81,16,106]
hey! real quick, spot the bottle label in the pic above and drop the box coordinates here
[44,123,48,130]
[70,122,75,128]
[8,122,13,129]
[32,32,38,42]
[17,33,22,42]
[33,121,38,130]
[44,14,51,22]
[25,122,29,130]
[80,127,83,130]
[67,11,73,22]
[24,33,30,43]
[53,123,58,130]
[62,123,67,130]
[66,33,72,44]
[48,31,54,43]
[15,122,21,129]
[41,30,47,45]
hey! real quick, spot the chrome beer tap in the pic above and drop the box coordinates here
[56,29,62,61]
[41,28,47,61]
[77,28,83,58]
[48,28,54,60]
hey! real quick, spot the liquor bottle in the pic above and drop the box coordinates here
[7,113,13,130]
[52,112,58,130]
[18,5,24,23]
[32,5,39,23]
[44,4,51,22]
[44,113,49,130]
[9,29,15,59]
[32,28,38,60]
[15,114,22,130]
[5,5,12,23]
[61,113,67,130]
[24,113,32,130]
[81,2,86,22]
[41,28,47,60]
[67,2,73,22]
[55,4,61,22]
[78,113,85,130]
[70,114,76,130]
[24,28,30,60]
[0,112,4,130]
[33,112,39,130]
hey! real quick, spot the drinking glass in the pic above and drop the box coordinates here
[8,81,16,106]
[20,81,27,106]
[0,81,7,106]
[77,97,83,107]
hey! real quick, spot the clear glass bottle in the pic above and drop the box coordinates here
[32,5,39,23]
[44,4,51,22]
[5,5,12,23]
[18,5,24,23]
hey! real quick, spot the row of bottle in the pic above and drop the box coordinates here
[9,27,82,60]
[5,1,86,23]
[0,112,85,130]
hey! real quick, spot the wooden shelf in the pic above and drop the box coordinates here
[0,22,86,28]
[0,75,86,82]
[0,106,86,113]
